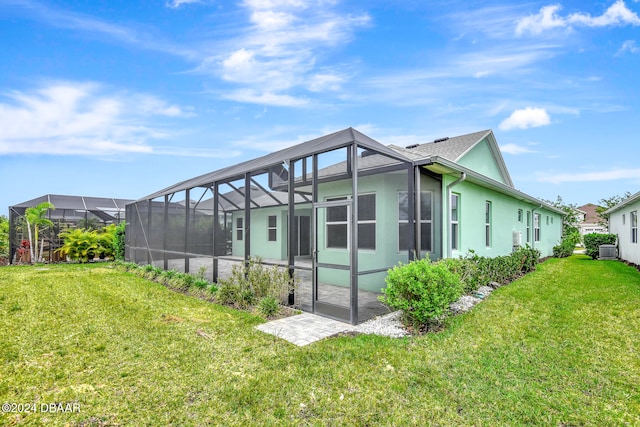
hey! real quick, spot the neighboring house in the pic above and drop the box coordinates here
[605,191,640,265]
[575,203,607,235]
[126,128,563,324]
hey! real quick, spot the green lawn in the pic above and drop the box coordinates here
[0,256,638,426]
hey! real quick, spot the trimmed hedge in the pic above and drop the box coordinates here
[381,246,541,327]
[436,246,540,293]
[583,233,617,259]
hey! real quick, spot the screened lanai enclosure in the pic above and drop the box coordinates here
[126,128,428,324]
[9,194,133,264]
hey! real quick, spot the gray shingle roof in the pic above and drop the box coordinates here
[389,130,491,162]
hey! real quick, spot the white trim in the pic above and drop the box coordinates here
[398,190,433,252]
[267,215,277,242]
[451,193,460,251]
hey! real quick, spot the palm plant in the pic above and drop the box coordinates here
[56,228,100,262]
[25,202,55,263]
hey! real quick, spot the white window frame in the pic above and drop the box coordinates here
[485,201,492,247]
[236,217,243,241]
[534,213,541,242]
[451,193,460,251]
[325,193,376,251]
[631,211,638,244]
[518,209,523,222]
[267,215,277,242]
[325,196,349,250]
[398,191,433,252]
[526,211,531,243]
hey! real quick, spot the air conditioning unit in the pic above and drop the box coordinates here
[512,231,522,247]
[598,244,617,260]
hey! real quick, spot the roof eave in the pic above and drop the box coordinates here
[604,190,640,215]
[427,156,565,215]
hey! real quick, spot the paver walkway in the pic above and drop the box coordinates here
[255,313,355,346]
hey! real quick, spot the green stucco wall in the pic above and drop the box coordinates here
[441,175,562,258]
[457,138,506,184]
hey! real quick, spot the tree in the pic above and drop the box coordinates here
[595,192,632,227]
[25,202,55,263]
[0,215,9,260]
[542,195,579,237]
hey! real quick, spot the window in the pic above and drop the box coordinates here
[326,197,348,249]
[546,216,549,226]
[534,213,541,242]
[451,193,460,251]
[236,217,243,241]
[526,211,531,243]
[623,214,626,225]
[358,193,376,250]
[398,191,433,252]
[267,215,277,242]
[485,201,492,247]
[632,211,638,244]
[326,194,376,250]
[518,209,523,222]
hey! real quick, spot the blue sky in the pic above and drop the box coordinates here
[2,0,640,215]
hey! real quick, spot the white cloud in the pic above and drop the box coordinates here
[499,107,551,130]
[616,39,640,55]
[198,0,369,106]
[516,1,640,36]
[308,73,344,92]
[0,82,228,158]
[499,143,537,155]
[166,0,201,8]
[516,5,567,36]
[221,89,309,106]
[537,168,640,184]
[250,10,295,29]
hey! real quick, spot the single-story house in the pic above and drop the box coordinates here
[605,191,640,265]
[126,128,563,324]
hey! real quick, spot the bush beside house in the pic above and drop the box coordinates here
[381,246,541,328]
[583,233,617,259]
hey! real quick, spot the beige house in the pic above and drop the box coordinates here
[576,203,607,235]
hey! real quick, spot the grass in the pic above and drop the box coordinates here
[0,256,638,426]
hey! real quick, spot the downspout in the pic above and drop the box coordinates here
[531,203,543,249]
[446,172,466,258]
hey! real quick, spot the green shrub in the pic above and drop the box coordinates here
[553,230,581,258]
[437,257,480,294]
[380,258,463,327]
[583,233,617,259]
[141,264,161,280]
[553,239,575,258]
[113,222,126,261]
[257,296,280,318]
[0,215,9,259]
[57,229,100,262]
[436,247,540,291]
[239,289,256,308]
[159,269,178,285]
[215,281,240,306]
[514,245,541,274]
[215,258,297,308]
[193,278,209,289]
